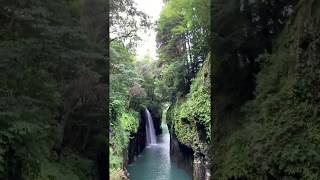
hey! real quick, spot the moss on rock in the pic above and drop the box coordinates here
[168,55,211,155]
[214,1,320,179]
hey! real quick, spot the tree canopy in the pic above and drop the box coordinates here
[0,0,107,179]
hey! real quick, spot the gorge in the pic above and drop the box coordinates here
[128,110,191,180]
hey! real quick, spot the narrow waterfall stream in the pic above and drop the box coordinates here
[145,109,156,145]
[128,110,191,179]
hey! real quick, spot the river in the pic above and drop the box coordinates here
[128,123,191,180]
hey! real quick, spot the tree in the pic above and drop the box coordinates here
[110,0,152,50]
[155,0,210,101]
[0,0,107,179]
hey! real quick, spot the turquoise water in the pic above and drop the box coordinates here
[128,124,191,180]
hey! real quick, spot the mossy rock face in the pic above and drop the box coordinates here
[148,102,162,135]
[214,1,320,179]
[168,55,211,156]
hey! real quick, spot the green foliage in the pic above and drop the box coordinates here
[109,168,126,180]
[110,41,162,173]
[155,60,186,101]
[35,152,95,180]
[155,0,210,101]
[110,109,139,155]
[213,1,320,179]
[109,0,165,173]
[110,41,143,105]
[0,0,107,179]
[167,57,210,153]
[110,0,151,50]
[109,42,141,171]
[109,147,122,170]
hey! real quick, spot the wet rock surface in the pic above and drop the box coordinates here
[127,109,147,164]
[170,132,194,177]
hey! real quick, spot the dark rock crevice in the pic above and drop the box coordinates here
[193,152,210,180]
[170,132,194,177]
[147,105,162,135]
[169,124,210,180]
[127,109,147,164]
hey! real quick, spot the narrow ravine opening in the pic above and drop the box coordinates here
[127,109,191,180]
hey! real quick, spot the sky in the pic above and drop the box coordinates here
[134,0,164,61]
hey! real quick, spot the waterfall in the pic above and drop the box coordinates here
[145,109,156,145]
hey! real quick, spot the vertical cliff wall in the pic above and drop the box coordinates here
[212,0,320,179]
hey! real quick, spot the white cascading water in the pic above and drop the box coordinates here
[145,109,156,145]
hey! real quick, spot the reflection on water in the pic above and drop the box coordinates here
[128,124,191,180]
